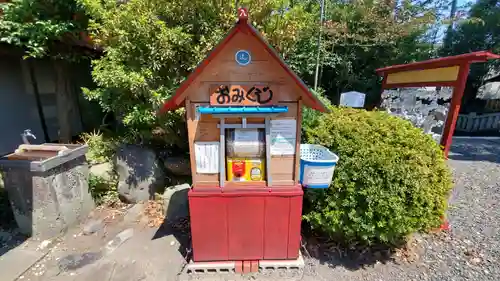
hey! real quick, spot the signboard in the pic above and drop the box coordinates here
[381,87,450,143]
[340,91,365,108]
[209,85,275,106]
[270,119,297,155]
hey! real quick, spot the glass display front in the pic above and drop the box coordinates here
[225,128,266,182]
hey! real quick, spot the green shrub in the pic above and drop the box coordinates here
[81,131,115,164]
[302,106,452,245]
[88,174,119,206]
[301,88,332,134]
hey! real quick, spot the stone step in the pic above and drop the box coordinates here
[185,261,235,274]
[258,254,304,271]
[183,252,304,274]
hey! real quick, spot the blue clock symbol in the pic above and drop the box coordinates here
[235,50,251,66]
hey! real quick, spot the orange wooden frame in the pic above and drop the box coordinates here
[376,51,500,157]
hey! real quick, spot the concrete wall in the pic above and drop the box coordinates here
[0,54,44,155]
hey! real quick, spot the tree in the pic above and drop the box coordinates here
[0,0,92,142]
[440,0,500,111]
[78,0,318,148]
[316,0,440,107]
[1,0,442,144]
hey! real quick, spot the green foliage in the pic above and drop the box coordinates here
[319,0,438,106]
[440,0,500,92]
[442,0,500,57]
[88,174,118,206]
[81,131,115,164]
[1,0,444,146]
[302,106,452,245]
[0,0,88,58]
[81,131,119,205]
[302,88,331,133]
[77,0,319,145]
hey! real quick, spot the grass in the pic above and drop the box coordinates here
[88,174,120,206]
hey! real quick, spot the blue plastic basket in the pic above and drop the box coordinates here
[299,144,339,189]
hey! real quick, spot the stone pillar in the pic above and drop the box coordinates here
[1,150,94,239]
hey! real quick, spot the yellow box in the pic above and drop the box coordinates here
[227,158,265,182]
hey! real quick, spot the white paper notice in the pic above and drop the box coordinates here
[270,119,297,155]
[303,165,335,185]
[195,142,219,174]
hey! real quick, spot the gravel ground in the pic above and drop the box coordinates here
[183,137,500,281]
[3,137,500,281]
[300,137,500,281]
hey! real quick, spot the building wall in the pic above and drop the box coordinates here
[0,54,93,156]
[0,55,44,155]
[20,59,83,141]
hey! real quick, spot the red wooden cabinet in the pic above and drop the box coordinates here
[189,186,303,262]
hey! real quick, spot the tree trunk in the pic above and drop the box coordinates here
[443,0,458,52]
[54,60,73,143]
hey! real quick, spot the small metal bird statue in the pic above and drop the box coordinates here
[21,129,36,144]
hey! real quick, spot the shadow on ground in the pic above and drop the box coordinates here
[448,137,500,163]
[151,187,191,262]
[301,226,400,271]
[0,187,28,257]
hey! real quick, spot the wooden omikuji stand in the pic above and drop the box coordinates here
[376,51,500,157]
[161,8,326,273]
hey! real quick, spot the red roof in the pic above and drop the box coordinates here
[376,51,500,75]
[160,9,328,113]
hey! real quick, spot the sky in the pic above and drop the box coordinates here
[436,0,474,42]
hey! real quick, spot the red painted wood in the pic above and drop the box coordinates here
[189,192,229,261]
[263,196,290,259]
[227,196,265,260]
[190,187,302,196]
[376,52,500,157]
[376,51,500,75]
[377,74,388,108]
[188,186,303,262]
[287,196,303,259]
[441,63,471,157]
[381,74,388,89]
[238,7,248,20]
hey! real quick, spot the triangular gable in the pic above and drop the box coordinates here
[161,9,327,113]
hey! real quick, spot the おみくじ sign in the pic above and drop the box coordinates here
[210,85,275,106]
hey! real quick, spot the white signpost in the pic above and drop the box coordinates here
[340,91,366,108]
